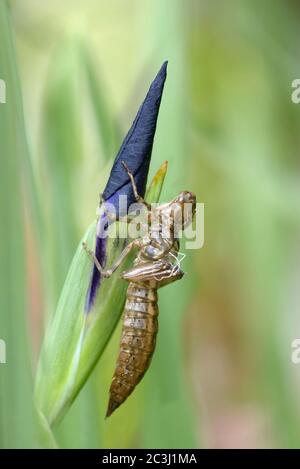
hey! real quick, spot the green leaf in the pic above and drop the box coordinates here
[34,162,168,428]
[0,0,37,448]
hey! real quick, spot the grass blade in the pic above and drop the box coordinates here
[35,162,168,428]
[0,1,37,448]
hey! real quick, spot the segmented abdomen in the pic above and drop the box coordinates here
[106,282,158,417]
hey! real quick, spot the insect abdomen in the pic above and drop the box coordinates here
[106,282,158,417]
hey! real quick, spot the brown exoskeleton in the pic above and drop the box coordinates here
[84,162,196,417]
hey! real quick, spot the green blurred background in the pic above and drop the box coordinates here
[1,0,300,448]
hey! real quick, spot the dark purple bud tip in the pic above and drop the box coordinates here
[102,60,168,215]
[85,61,168,312]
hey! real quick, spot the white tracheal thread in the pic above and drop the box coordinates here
[153,251,186,281]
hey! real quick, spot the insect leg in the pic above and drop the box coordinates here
[82,242,103,273]
[121,161,151,209]
[83,239,140,278]
[99,204,139,225]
